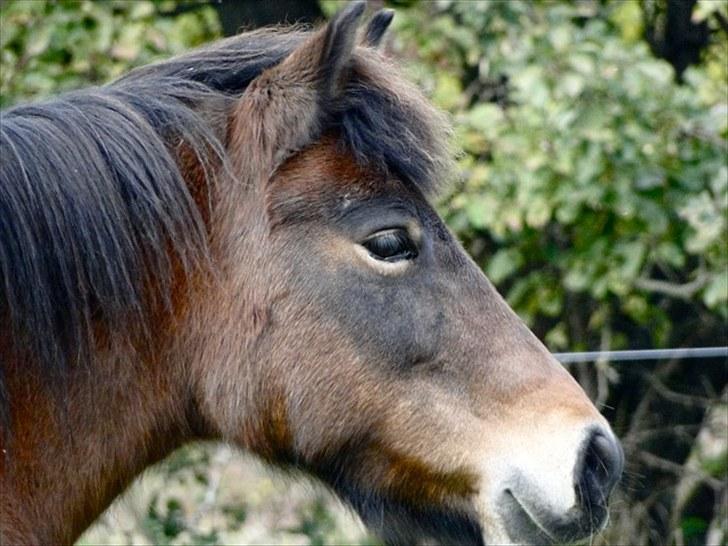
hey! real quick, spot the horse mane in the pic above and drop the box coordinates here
[0,26,451,427]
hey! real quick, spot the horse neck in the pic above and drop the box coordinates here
[0,339,202,545]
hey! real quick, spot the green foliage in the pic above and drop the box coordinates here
[0,0,220,108]
[393,1,727,353]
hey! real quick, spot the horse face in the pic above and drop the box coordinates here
[208,4,623,544]
[240,138,621,545]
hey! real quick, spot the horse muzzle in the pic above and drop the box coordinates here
[477,424,624,545]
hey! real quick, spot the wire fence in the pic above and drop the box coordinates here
[554,346,728,363]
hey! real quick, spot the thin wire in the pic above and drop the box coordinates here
[554,346,728,364]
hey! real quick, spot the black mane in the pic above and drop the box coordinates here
[0,28,450,426]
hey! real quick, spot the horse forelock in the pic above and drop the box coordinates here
[336,50,454,198]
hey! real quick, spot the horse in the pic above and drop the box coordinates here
[0,3,623,545]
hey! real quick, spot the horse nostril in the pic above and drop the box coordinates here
[577,430,624,509]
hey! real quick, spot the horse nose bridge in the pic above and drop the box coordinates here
[455,281,566,379]
[466,333,602,421]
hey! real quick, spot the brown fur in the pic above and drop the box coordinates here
[375,444,479,504]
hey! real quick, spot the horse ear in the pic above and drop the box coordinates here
[362,9,394,48]
[229,2,367,180]
[317,0,367,94]
[274,0,366,98]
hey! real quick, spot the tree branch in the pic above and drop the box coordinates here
[638,450,723,490]
[634,273,708,300]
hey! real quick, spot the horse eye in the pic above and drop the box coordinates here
[362,229,418,262]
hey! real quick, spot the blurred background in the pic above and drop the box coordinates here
[1,0,726,544]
